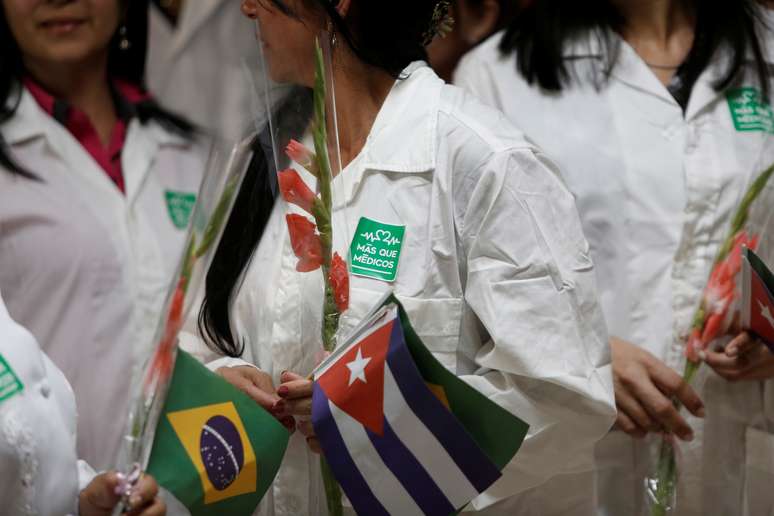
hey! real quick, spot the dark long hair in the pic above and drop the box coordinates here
[500,0,771,96]
[199,0,447,356]
[0,0,193,177]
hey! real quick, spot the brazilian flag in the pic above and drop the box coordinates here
[147,350,289,515]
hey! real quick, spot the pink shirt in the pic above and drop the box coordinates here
[24,78,150,194]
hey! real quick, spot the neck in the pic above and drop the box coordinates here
[613,0,693,45]
[611,0,696,85]
[24,53,117,145]
[327,50,394,169]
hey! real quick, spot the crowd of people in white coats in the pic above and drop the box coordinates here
[0,0,773,515]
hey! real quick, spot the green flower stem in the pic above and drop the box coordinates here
[651,438,677,516]
[650,162,774,516]
[311,37,343,515]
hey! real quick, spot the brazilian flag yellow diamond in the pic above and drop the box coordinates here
[167,402,257,504]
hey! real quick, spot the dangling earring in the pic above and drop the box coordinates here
[119,25,131,51]
[327,20,337,49]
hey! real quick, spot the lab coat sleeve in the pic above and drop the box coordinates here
[76,460,96,492]
[455,148,616,507]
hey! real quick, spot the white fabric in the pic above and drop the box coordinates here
[0,88,207,471]
[0,292,96,516]
[190,62,616,515]
[456,23,774,516]
[147,0,264,141]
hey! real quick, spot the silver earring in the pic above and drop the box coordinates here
[119,25,130,51]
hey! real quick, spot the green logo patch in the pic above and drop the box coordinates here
[0,354,23,403]
[349,217,405,283]
[727,87,774,133]
[164,191,197,230]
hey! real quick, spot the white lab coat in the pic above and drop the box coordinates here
[190,62,616,515]
[0,87,207,471]
[456,26,774,516]
[147,0,264,141]
[0,291,95,516]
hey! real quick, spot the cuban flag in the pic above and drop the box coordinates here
[742,248,774,349]
[311,300,528,515]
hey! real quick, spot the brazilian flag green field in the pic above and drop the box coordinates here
[147,350,289,516]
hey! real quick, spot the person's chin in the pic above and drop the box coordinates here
[38,43,103,66]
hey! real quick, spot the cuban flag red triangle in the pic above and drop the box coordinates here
[742,248,774,348]
[316,320,393,436]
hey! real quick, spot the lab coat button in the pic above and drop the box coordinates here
[39,382,51,398]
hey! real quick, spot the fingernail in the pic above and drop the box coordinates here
[272,400,285,413]
[727,347,738,357]
[282,417,296,432]
[129,494,141,508]
[698,350,707,362]
[697,407,706,418]
[682,431,694,442]
[277,385,289,397]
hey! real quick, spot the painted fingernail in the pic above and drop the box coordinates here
[272,400,285,413]
[282,417,296,432]
[277,385,289,397]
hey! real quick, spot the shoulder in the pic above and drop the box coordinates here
[435,82,570,205]
[436,80,535,165]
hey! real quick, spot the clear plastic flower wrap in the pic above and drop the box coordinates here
[250,13,356,514]
[645,156,774,516]
[111,137,254,513]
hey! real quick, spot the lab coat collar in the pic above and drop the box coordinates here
[563,29,774,120]
[3,86,189,149]
[2,87,47,145]
[3,87,191,207]
[331,62,442,209]
[561,32,678,106]
[360,61,441,173]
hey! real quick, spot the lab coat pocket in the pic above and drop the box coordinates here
[743,426,774,516]
[396,295,463,372]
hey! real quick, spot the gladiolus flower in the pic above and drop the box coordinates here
[286,214,323,272]
[701,312,727,346]
[329,252,349,312]
[697,230,760,348]
[279,168,317,214]
[146,279,186,389]
[285,139,318,176]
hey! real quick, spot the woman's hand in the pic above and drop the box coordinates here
[217,366,296,432]
[277,371,319,451]
[702,331,774,382]
[611,337,705,441]
[79,471,164,516]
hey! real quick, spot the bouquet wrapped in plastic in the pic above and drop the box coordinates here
[647,161,774,515]
[112,138,253,512]
[252,18,355,513]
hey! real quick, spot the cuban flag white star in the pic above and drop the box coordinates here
[759,300,774,329]
[346,347,372,386]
